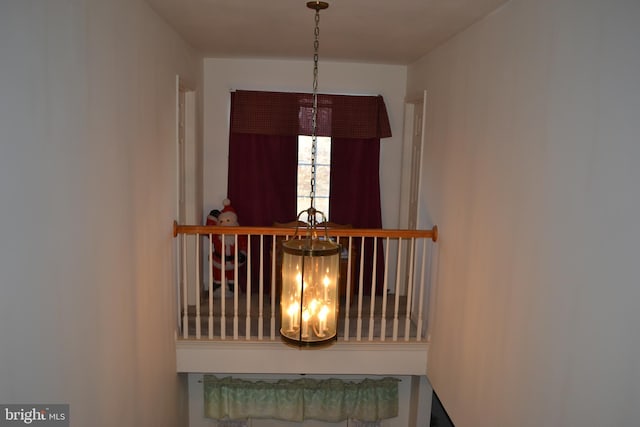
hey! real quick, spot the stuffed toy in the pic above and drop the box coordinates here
[206,199,247,293]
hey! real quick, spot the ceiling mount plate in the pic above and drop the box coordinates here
[306,1,329,11]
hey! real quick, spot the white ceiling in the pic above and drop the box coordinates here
[145,0,509,65]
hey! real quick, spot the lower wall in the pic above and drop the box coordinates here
[187,374,431,427]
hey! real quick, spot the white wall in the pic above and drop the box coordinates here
[0,1,201,426]
[202,58,406,228]
[407,0,640,426]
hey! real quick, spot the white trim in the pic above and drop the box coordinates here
[177,340,429,375]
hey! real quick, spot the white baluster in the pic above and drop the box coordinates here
[380,237,390,341]
[392,238,402,341]
[426,241,439,343]
[270,236,276,340]
[220,233,226,340]
[258,234,264,340]
[208,234,213,339]
[404,238,415,341]
[195,236,201,339]
[416,238,428,341]
[245,235,252,340]
[368,238,378,341]
[356,236,365,341]
[182,234,188,339]
[233,234,239,340]
[342,236,353,341]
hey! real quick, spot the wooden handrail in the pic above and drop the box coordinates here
[173,221,438,242]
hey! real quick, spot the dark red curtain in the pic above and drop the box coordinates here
[227,132,298,226]
[330,138,385,295]
[228,92,299,226]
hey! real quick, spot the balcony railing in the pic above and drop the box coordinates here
[173,222,438,345]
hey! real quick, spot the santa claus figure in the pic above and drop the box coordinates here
[206,199,247,293]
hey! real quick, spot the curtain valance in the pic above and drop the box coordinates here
[203,375,400,422]
[230,90,392,139]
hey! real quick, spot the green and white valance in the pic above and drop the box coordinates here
[203,375,400,422]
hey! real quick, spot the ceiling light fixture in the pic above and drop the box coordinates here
[280,1,340,347]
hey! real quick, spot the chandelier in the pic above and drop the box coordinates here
[280,1,340,347]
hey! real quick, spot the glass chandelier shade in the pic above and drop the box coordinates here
[280,213,340,346]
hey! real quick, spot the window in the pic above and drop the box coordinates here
[297,135,331,219]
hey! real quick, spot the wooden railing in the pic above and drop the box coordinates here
[173,222,438,343]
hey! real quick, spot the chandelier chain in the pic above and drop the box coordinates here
[309,5,321,216]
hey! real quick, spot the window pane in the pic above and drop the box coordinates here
[297,165,312,195]
[297,197,309,217]
[314,197,330,221]
[315,136,331,164]
[314,165,331,195]
[297,136,331,220]
[298,136,330,165]
[298,136,312,164]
